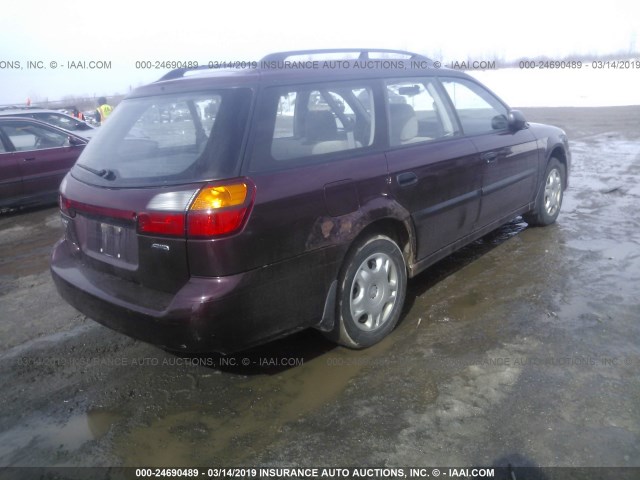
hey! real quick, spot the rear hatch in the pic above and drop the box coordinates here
[60,87,253,295]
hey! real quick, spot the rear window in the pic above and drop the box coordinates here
[71,88,252,187]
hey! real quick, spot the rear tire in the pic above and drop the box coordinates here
[328,235,407,349]
[524,157,565,226]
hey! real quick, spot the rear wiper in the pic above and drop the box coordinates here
[76,163,116,180]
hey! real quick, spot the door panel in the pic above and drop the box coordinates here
[19,145,83,195]
[0,152,23,203]
[472,130,539,227]
[387,139,482,259]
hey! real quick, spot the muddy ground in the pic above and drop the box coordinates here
[0,106,639,477]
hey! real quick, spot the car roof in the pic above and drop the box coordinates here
[128,49,471,98]
[0,108,73,116]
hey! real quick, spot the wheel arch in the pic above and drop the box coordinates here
[305,196,417,276]
[548,146,568,189]
[314,210,416,333]
[345,217,414,276]
[322,219,411,347]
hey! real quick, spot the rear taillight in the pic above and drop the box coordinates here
[59,194,74,217]
[136,179,255,238]
[187,181,254,237]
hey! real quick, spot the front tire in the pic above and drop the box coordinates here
[329,235,407,349]
[524,157,565,226]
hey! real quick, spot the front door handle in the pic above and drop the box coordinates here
[396,172,418,187]
[481,151,498,163]
[23,157,37,161]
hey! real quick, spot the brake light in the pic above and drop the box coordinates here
[187,181,254,237]
[138,212,185,236]
[59,194,75,217]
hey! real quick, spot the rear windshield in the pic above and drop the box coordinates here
[71,88,252,187]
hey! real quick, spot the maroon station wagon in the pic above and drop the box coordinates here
[51,49,570,353]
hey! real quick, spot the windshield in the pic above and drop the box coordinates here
[71,88,252,187]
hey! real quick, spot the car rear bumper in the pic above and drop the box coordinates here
[51,238,337,353]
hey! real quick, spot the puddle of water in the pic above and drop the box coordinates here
[566,239,640,260]
[0,409,121,466]
[415,222,560,325]
[50,410,119,451]
[116,335,402,466]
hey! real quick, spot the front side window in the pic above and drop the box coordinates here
[266,83,374,163]
[441,78,508,135]
[385,79,456,146]
[0,122,70,151]
[71,89,252,187]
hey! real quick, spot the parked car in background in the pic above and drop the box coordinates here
[0,107,96,139]
[51,48,570,354]
[0,117,87,209]
[83,111,99,126]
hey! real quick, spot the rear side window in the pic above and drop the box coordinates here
[71,89,252,187]
[252,82,375,169]
[441,78,508,135]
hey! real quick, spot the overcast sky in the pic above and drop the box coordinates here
[1,0,639,105]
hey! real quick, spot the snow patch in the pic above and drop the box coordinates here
[470,65,640,107]
[389,339,538,464]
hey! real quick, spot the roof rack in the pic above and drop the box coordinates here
[157,65,217,82]
[156,48,435,82]
[261,48,433,63]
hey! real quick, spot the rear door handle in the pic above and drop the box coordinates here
[396,172,418,187]
[23,157,37,161]
[481,152,498,163]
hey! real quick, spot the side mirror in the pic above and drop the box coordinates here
[508,110,527,131]
[491,114,508,130]
[68,136,87,146]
